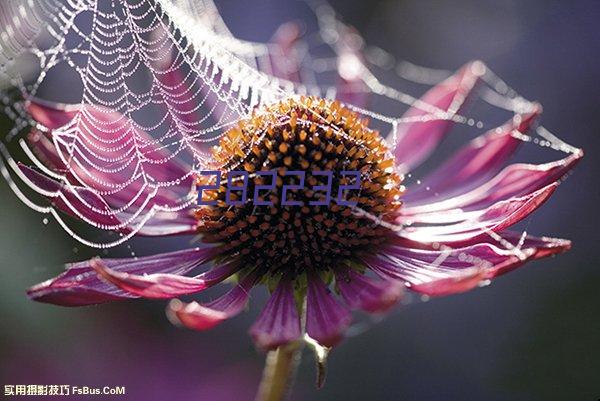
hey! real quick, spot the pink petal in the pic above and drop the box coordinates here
[91,257,238,299]
[249,279,302,350]
[305,274,352,347]
[403,108,541,204]
[27,129,69,171]
[151,42,203,128]
[122,213,198,236]
[18,164,197,235]
[407,273,485,297]
[27,99,78,129]
[393,61,484,172]
[401,152,582,223]
[167,272,258,331]
[27,248,216,306]
[19,163,121,228]
[361,254,485,297]
[149,24,237,146]
[477,231,571,277]
[362,233,571,297]
[26,98,194,209]
[335,268,404,313]
[399,183,558,246]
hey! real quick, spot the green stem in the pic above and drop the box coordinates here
[254,341,302,401]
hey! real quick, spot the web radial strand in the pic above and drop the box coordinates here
[0,0,581,250]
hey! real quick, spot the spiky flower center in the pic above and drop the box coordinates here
[196,96,402,276]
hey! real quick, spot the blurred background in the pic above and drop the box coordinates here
[1,0,598,400]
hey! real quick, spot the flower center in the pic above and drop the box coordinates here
[196,96,402,276]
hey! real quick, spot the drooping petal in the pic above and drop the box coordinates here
[149,24,238,148]
[24,99,201,235]
[401,152,582,224]
[399,183,558,246]
[167,271,258,331]
[402,108,541,204]
[17,164,197,235]
[26,98,194,209]
[335,268,404,313]
[91,257,239,299]
[393,61,484,172]
[151,37,203,129]
[249,279,302,350]
[305,274,352,347]
[27,99,78,129]
[364,259,479,297]
[27,247,217,306]
[19,163,121,228]
[27,129,69,172]
[362,232,571,297]
[475,230,571,276]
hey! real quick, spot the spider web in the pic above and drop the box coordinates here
[0,0,580,257]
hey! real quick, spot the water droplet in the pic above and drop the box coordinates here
[478,279,491,288]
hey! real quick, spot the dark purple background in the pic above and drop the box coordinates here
[1,1,598,400]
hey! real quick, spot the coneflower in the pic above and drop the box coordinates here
[22,62,581,399]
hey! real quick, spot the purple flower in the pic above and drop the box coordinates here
[23,59,581,353]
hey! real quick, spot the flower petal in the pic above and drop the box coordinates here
[167,272,258,331]
[27,248,216,306]
[149,24,238,146]
[27,99,78,129]
[18,163,121,227]
[399,183,558,246]
[402,108,541,205]
[401,152,582,224]
[335,268,404,313]
[27,129,68,172]
[305,274,352,347]
[26,98,194,208]
[17,164,197,235]
[151,40,203,129]
[24,98,199,237]
[249,279,302,350]
[477,230,571,276]
[91,257,238,299]
[393,61,484,172]
[362,232,571,297]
